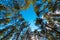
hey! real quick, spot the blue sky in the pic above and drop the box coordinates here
[20,4,39,31]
